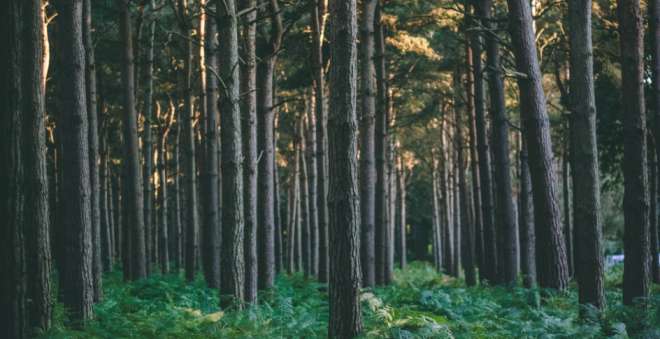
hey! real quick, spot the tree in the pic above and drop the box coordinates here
[83,0,103,300]
[568,0,605,309]
[649,0,660,284]
[119,0,147,281]
[618,0,651,305]
[240,0,258,302]
[327,0,363,336]
[55,0,96,321]
[257,0,283,290]
[476,0,518,285]
[359,0,377,287]
[217,0,245,307]
[202,0,221,290]
[506,0,569,290]
[142,0,156,275]
[518,137,537,288]
[311,0,330,284]
[0,0,53,335]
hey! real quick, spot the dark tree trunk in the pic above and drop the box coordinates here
[506,0,569,290]
[618,0,652,305]
[456,71,476,286]
[274,155,284,273]
[1,1,53,335]
[256,0,282,290]
[172,120,183,271]
[142,0,156,276]
[100,139,114,271]
[307,92,320,277]
[83,0,103,300]
[518,137,537,288]
[567,0,606,305]
[217,0,245,307]
[327,0,363,336]
[440,118,454,274]
[176,0,199,283]
[119,0,147,281]
[311,0,330,284]
[56,0,95,321]
[359,0,377,288]
[476,0,518,286]
[562,148,574,278]
[397,157,408,270]
[158,106,171,275]
[301,119,312,277]
[240,0,258,301]
[649,0,660,284]
[201,1,221,290]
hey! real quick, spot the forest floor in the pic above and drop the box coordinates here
[42,262,659,339]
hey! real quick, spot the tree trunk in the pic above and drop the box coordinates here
[142,0,156,276]
[201,0,221,290]
[173,119,183,271]
[506,0,569,290]
[359,0,377,288]
[649,0,660,285]
[311,0,330,284]
[158,105,171,275]
[307,92,320,277]
[518,136,537,288]
[618,0,651,305]
[562,146,574,278]
[55,0,96,321]
[456,71,476,286]
[301,118,312,277]
[256,0,282,290]
[83,0,103,300]
[569,0,605,309]
[217,0,245,308]
[327,0,363,335]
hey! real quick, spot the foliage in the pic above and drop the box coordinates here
[42,263,658,338]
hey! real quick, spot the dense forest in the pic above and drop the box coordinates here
[1,0,659,337]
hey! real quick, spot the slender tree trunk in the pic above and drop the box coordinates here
[173,120,183,271]
[397,157,408,270]
[158,107,171,275]
[301,118,312,277]
[274,155,283,273]
[256,0,282,290]
[307,91,320,277]
[327,0,363,335]
[100,139,113,272]
[238,0,258,301]
[83,0,103,300]
[649,143,659,283]
[618,0,651,305]
[519,136,537,288]
[217,0,245,307]
[119,0,147,281]
[649,0,660,284]
[440,118,453,274]
[562,147,574,278]
[142,0,156,276]
[506,0,569,290]
[201,1,221,290]
[359,0,377,288]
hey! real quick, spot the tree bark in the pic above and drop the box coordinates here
[55,0,95,322]
[649,0,660,284]
[239,0,258,301]
[328,0,363,335]
[217,0,245,308]
[359,0,377,288]
[83,0,103,300]
[201,0,221,290]
[307,91,320,277]
[506,0,569,290]
[618,0,651,305]
[256,0,282,290]
[518,136,537,288]
[567,0,606,303]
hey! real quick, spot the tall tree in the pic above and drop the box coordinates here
[307,91,320,276]
[328,0,363,336]
[476,0,518,285]
[119,0,147,281]
[568,0,605,309]
[506,0,569,290]
[202,0,221,289]
[257,0,283,290]
[618,0,651,305]
[142,0,156,275]
[649,0,660,284]
[518,136,537,288]
[217,0,245,307]
[0,0,53,335]
[240,0,258,302]
[311,0,330,283]
[55,0,96,321]
[359,0,377,287]
[176,0,199,283]
[83,0,103,300]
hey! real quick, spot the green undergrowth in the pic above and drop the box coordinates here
[41,262,659,338]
